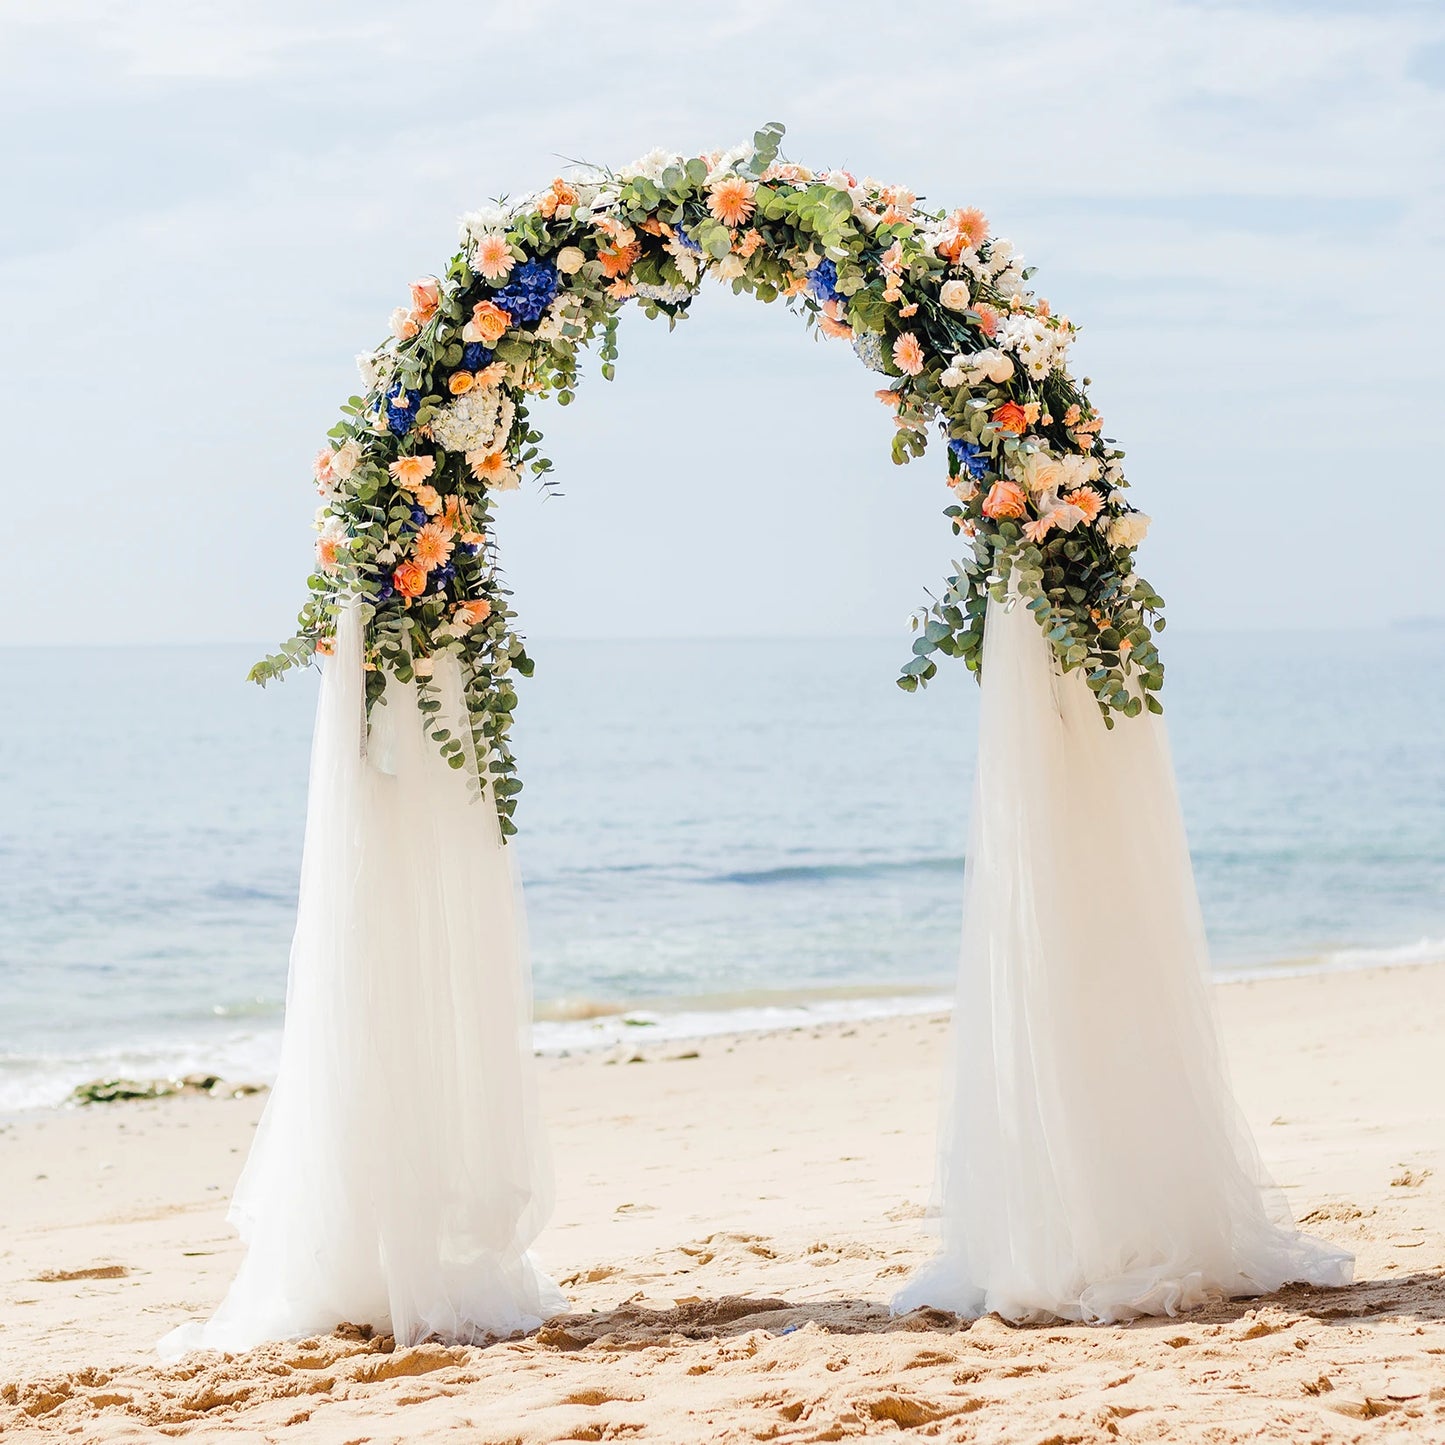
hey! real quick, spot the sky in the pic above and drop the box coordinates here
[4,0,1443,646]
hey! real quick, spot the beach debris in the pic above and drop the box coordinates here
[67,1075,268,1106]
[35,1265,128,1283]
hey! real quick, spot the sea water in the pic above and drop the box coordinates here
[1,628,1441,1110]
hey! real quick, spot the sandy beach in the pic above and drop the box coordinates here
[2,960,1442,1443]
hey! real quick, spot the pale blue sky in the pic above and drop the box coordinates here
[5,0,1443,644]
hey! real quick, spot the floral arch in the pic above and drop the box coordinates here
[251,123,1165,836]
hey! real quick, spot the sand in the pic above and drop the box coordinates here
[2,961,1443,1443]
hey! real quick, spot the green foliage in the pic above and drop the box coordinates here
[258,123,1164,837]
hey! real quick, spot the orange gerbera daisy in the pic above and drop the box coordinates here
[972,302,1000,338]
[413,523,453,571]
[892,333,925,376]
[606,277,637,299]
[389,454,436,487]
[708,177,756,228]
[1022,515,1055,544]
[1068,486,1104,523]
[455,599,493,626]
[875,389,902,409]
[597,240,641,278]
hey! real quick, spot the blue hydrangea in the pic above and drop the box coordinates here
[372,573,395,603]
[673,226,702,255]
[807,258,841,304]
[459,540,482,556]
[385,386,421,437]
[492,258,559,324]
[949,439,989,479]
[461,342,493,370]
[851,330,886,373]
[430,563,457,592]
[408,504,428,529]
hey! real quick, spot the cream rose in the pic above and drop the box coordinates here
[940,279,972,312]
[331,439,361,480]
[556,246,586,275]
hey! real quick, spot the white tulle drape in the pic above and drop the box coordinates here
[894,591,1353,1324]
[160,605,564,1358]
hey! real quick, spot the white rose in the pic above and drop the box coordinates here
[556,246,586,275]
[715,254,746,280]
[331,439,361,480]
[940,279,971,311]
[411,656,435,678]
[940,364,968,388]
[1105,512,1151,548]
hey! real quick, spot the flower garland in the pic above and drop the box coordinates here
[252,123,1165,836]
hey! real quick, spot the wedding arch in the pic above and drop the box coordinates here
[250,122,1164,835]
[161,127,1351,1358]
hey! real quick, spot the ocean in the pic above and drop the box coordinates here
[1,628,1441,1112]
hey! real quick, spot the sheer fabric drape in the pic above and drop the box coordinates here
[160,605,562,1357]
[894,592,1352,1323]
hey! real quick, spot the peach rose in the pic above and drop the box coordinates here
[408,277,440,321]
[981,481,1028,519]
[389,306,419,341]
[312,449,336,484]
[448,371,475,395]
[464,300,511,345]
[992,402,1029,435]
[392,561,428,599]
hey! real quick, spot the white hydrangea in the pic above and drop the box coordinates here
[431,387,515,455]
[356,351,386,391]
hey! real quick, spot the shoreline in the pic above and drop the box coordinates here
[8,942,1445,1118]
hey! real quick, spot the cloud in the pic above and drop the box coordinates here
[5,0,1444,644]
